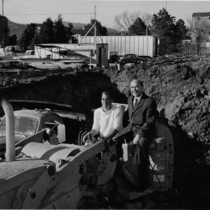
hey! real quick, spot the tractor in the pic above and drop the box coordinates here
[0,97,174,209]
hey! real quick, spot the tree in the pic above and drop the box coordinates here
[151,8,176,38]
[84,19,107,36]
[187,17,209,55]
[39,18,55,43]
[114,11,152,34]
[18,23,37,51]
[129,17,146,35]
[151,8,187,53]
[175,19,188,41]
[141,13,153,26]
[114,11,140,33]
[188,17,209,42]
[5,34,17,46]
[54,14,68,43]
[141,13,153,35]
[66,23,74,43]
[30,29,40,49]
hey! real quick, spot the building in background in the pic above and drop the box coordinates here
[191,12,210,42]
[0,15,9,48]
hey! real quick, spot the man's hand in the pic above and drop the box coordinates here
[82,131,93,144]
[133,134,140,144]
[97,136,105,141]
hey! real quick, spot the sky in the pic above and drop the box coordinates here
[1,0,210,28]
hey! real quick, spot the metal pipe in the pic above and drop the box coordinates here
[0,97,15,161]
[94,5,97,49]
[84,22,96,38]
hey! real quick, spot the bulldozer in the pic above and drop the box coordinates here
[0,97,174,209]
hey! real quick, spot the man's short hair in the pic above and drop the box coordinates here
[130,79,144,87]
[102,91,112,99]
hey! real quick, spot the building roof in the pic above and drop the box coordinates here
[192,12,210,17]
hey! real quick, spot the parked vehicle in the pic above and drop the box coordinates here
[109,51,119,64]
[23,50,36,58]
[120,53,151,66]
[12,50,36,59]
[5,45,23,53]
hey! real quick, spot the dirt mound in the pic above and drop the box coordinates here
[1,55,210,208]
[106,55,210,208]
[107,56,210,148]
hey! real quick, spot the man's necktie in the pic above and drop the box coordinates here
[133,98,138,108]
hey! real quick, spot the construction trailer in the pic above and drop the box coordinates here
[77,35,166,58]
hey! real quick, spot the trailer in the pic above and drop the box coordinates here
[78,35,166,58]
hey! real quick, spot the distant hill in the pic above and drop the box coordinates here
[62,21,120,35]
[8,20,27,38]
[8,20,120,39]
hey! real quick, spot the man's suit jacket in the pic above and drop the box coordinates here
[127,92,157,138]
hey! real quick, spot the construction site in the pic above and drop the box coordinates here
[0,53,209,209]
[0,0,210,208]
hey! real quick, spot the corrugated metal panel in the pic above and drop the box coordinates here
[80,36,156,57]
[80,36,156,56]
[36,36,157,58]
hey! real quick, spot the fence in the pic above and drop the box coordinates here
[182,41,209,56]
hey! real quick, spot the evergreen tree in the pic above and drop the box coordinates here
[30,29,40,49]
[66,23,74,43]
[84,19,108,36]
[18,23,37,51]
[5,34,17,46]
[151,8,176,38]
[54,14,68,43]
[175,19,188,41]
[151,8,187,53]
[39,18,55,43]
[128,17,146,35]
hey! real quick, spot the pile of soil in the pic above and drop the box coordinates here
[107,55,210,209]
[107,55,210,149]
[1,55,210,208]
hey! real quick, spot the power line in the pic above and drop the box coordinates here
[5,13,93,16]
[97,2,161,8]
[5,2,93,15]
[5,1,54,13]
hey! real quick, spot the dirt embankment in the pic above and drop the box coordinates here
[108,56,210,147]
[0,66,126,125]
[1,56,210,209]
[107,56,210,209]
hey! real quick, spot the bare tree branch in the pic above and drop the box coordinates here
[114,11,141,32]
[141,13,152,26]
[188,17,209,41]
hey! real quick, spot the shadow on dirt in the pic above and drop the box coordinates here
[157,114,210,209]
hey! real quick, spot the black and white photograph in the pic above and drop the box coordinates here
[0,0,210,209]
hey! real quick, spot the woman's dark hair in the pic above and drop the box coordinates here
[102,91,113,99]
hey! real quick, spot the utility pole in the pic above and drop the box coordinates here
[2,0,5,51]
[94,5,96,55]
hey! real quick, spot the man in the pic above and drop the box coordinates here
[83,91,123,145]
[122,79,158,189]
